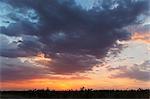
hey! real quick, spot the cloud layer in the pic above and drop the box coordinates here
[110,60,150,81]
[0,0,149,81]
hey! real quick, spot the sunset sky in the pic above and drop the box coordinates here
[0,0,150,90]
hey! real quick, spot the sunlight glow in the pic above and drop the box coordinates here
[34,53,51,61]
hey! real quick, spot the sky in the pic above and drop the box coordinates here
[0,0,150,90]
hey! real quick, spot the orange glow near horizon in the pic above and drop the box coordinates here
[1,75,150,90]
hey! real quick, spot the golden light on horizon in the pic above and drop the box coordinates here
[1,77,150,90]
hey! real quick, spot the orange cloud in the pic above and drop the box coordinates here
[131,32,150,44]
[34,52,52,61]
[33,52,52,65]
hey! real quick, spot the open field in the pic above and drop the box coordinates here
[1,89,150,98]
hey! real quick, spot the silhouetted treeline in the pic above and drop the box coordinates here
[0,88,150,98]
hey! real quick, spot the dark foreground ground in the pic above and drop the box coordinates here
[0,89,150,98]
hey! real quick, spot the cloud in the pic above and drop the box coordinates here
[136,24,150,33]
[131,32,150,44]
[0,34,39,57]
[131,24,150,44]
[0,57,47,82]
[110,60,150,81]
[0,56,90,82]
[0,0,149,76]
[47,53,99,74]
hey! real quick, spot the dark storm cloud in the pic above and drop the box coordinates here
[135,24,150,33]
[109,61,150,81]
[48,53,99,74]
[0,34,41,57]
[0,49,35,58]
[0,0,149,75]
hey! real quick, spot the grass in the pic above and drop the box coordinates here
[0,88,149,98]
